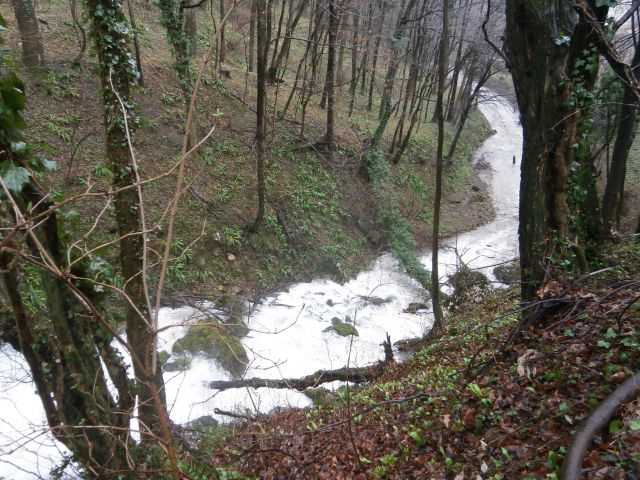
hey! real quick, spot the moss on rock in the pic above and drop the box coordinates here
[172,319,248,377]
[163,356,192,372]
[494,261,520,285]
[323,321,359,337]
[158,350,171,367]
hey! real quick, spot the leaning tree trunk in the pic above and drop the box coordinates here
[268,0,305,82]
[11,0,45,69]
[377,0,418,132]
[505,0,607,301]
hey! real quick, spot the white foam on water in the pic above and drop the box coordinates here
[0,92,522,479]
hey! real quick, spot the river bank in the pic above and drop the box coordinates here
[0,92,513,479]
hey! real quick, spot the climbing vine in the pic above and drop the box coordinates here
[564,44,602,246]
[158,0,193,100]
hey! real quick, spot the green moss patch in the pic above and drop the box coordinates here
[172,319,248,378]
[323,321,359,337]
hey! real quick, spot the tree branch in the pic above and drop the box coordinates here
[208,363,385,391]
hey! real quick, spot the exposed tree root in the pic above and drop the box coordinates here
[561,370,640,480]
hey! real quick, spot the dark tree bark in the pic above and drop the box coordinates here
[219,0,226,61]
[431,0,449,326]
[367,4,386,111]
[347,6,359,116]
[126,0,144,84]
[602,44,640,233]
[252,0,269,230]
[88,0,169,440]
[268,0,305,82]
[505,0,607,301]
[11,0,45,69]
[209,364,384,391]
[268,0,286,79]
[445,59,493,165]
[445,0,471,121]
[323,0,340,149]
[185,6,197,54]
[378,0,418,132]
[248,0,256,72]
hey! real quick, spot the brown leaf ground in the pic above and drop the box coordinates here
[190,241,640,480]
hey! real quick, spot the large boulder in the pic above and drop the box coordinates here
[447,265,492,311]
[493,261,520,285]
[172,319,248,378]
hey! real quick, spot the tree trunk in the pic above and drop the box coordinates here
[11,0,45,69]
[126,0,144,84]
[378,0,418,131]
[445,60,492,165]
[268,0,305,82]
[367,5,386,111]
[185,6,197,55]
[347,7,359,116]
[505,0,608,301]
[431,0,449,326]
[219,0,226,61]
[253,0,269,230]
[158,0,197,148]
[602,45,640,233]
[70,0,88,66]
[323,0,339,149]
[267,0,286,80]
[445,0,471,121]
[249,0,256,72]
[358,1,373,96]
[88,0,169,440]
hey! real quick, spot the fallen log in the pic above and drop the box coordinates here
[208,363,384,391]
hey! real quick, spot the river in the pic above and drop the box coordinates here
[0,92,522,479]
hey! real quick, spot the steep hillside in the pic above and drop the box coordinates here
[2,1,492,308]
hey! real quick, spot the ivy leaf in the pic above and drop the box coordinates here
[609,419,622,434]
[0,163,30,193]
[10,141,27,155]
[30,155,57,172]
[0,74,25,111]
[629,420,640,431]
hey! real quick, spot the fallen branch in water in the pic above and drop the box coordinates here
[208,363,385,391]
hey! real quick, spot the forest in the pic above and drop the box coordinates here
[0,0,639,478]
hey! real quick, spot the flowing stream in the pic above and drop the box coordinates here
[0,93,522,479]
